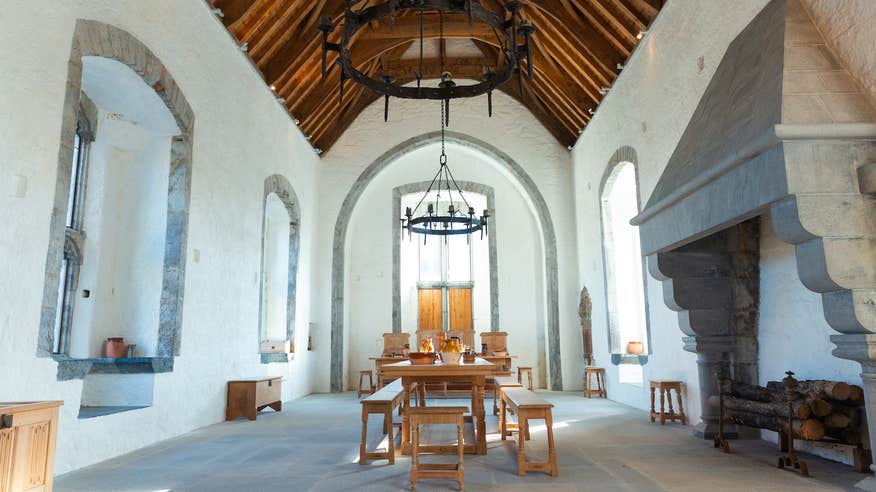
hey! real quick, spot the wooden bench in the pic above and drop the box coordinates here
[500,387,558,477]
[409,406,468,490]
[491,374,521,415]
[360,379,407,464]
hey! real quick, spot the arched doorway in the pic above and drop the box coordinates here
[330,132,563,391]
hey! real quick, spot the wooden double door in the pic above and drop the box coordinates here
[417,287,474,347]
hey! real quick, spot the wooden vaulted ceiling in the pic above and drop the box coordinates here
[208,0,664,153]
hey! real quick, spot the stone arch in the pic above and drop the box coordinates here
[38,19,194,360]
[330,131,563,391]
[392,180,500,334]
[598,146,652,364]
[259,175,301,363]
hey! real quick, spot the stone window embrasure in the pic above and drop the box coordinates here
[599,152,651,374]
[38,20,194,384]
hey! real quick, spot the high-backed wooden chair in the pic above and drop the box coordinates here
[382,332,410,356]
[480,331,508,355]
[416,330,443,350]
[447,329,474,348]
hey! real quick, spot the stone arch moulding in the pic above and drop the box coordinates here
[597,146,652,366]
[392,180,500,333]
[259,175,302,364]
[38,19,194,380]
[330,131,563,392]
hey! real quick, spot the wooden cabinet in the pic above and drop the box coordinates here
[225,378,282,421]
[0,401,63,492]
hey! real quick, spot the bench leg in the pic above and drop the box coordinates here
[386,409,395,464]
[546,411,558,477]
[360,408,368,465]
[500,396,507,440]
[410,422,419,488]
[517,415,527,476]
[457,415,465,489]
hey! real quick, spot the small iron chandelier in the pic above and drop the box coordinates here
[401,101,489,241]
[319,0,535,121]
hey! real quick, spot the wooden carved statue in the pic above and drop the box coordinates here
[579,286,593,366]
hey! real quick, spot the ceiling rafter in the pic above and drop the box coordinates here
[207,0,662,153]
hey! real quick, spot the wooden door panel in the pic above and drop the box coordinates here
[448,288,472,331]
[418,289,443,332]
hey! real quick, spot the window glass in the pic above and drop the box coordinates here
[446,234,471,281]
[418,235,442,282]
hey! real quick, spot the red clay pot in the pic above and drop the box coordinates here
[105,337,126,358]
[627,341,644,355]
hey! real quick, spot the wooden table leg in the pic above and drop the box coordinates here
[402,377,412,454]
[475,377,487,454]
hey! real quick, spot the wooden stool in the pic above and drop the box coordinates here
[409,407,467,490]
[650,380,687,425]
[584,367,606,398]
[518,367,534,391]
[357,370,374,398]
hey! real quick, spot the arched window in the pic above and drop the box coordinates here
[258,176,300,363]
[601,161,649,382]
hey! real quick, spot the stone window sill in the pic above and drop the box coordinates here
[54,356,173,381]
[610,354,649,365]
[260,352,294,364]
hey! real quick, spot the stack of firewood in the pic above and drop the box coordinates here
[720,379,866,443]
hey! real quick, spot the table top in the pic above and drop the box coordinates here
[0,401,64,413]
[227,377,283,383]
[381,357,497,377]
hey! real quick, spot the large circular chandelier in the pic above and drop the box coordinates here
[401,102,489,241]
[318,0,535,121]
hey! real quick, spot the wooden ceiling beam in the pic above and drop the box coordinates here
[357,16,496,41]
[211,0,259,29]
[247,1,310,62]
[580,0,639,46]
[567,0,632,57]
[380,57,490,80]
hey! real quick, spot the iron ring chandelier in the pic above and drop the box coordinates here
[319,0,535,120]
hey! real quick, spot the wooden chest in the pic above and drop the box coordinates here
[225,377,282,421]
[0,401,63,492]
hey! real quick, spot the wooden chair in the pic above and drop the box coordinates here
[357,370,374,398]
[584,367,607,398]
[479,331,508,354]
[518,367,534,391]
[500,387,558,477]
[382,332,410,356]
[650,380,687,425]
[409,406,467,490]
[360,380,406,464]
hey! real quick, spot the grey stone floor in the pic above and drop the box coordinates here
[56,392,864,491]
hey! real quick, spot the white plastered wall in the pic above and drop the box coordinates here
[315,92,579,393]
[572,0,876,428]
[345,143,546,388]
[571,0,774,423]
[0,0,320,474]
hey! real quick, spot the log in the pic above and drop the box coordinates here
[724,395,811,420]
[767,380,851,401]
[848,385,865,404]
[727,409,825,440]
[725,379,780,402]
[823,413,851,429]
[810,398,833,418]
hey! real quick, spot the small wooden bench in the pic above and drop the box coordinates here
[410,406,468,490]
[491,374,522,415]
[500,387,558,477]
[360,379,407,464]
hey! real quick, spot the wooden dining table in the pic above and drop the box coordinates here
[381,358,497,455]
